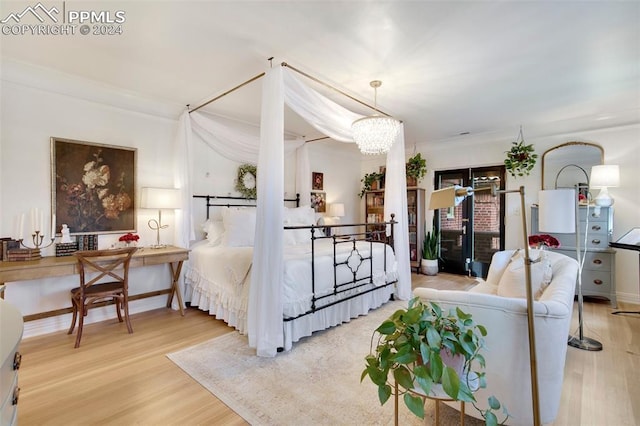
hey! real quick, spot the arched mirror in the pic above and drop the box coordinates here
[542,142,604,189]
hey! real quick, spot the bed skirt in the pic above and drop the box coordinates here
[281,284,395,351]
[185,265,395,351]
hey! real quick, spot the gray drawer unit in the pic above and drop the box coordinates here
[1,299,23,426]
[531,206,616,307]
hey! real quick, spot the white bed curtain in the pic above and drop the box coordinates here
[175,64,411,357]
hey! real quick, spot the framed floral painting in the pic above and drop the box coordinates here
[51,137,137,235]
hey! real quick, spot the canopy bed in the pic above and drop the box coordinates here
[173,63,411,356]
[185,195,399,351]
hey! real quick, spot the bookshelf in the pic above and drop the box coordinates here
[365,187,425,271]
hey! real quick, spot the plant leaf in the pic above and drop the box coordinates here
[488,395,501,410]
[393,345,418,365]
[485,410,498,426]
[378,384,392,405]
[404,393,425,419]
[426,327,442,349]
[428,350,443,382]
[376,320,396,335]
[441,366,460,400]
[366,366,388,387]
[393,366,414,390]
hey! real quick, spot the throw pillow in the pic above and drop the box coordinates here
[497,249,552,300]
[221,207,256,247]
[202,219,224,246]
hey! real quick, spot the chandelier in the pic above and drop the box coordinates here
[351,80,401,155]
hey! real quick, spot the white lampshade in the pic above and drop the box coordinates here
[590,165,619,207]
[538,189,576,233]
[351,116,401,155]
[328,203,345,217]
[140,187,180,209]
[590,165,620,188]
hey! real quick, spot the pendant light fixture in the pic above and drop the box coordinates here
[351,80,401,155]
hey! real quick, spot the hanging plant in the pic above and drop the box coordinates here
[406,152,427,186]
[504,127,537,178]
[235,164,257,199]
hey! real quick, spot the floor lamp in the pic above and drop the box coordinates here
[429,184,541,426]
[538,187,603,351]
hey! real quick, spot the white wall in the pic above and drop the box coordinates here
[0,61,184,337]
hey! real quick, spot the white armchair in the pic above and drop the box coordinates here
[412,250,578,425]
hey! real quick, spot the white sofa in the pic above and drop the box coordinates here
[412,249,578,425]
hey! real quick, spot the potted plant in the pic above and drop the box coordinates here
[421,228,439,275]
[406,153,427,187]
[361,298,508,425]
[504,128,537,178]
[358,171,384,198]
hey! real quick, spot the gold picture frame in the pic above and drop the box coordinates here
[51,137,137,235]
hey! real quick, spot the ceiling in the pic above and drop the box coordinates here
[1,1,639,146]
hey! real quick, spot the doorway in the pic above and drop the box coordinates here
[433,166,505,278]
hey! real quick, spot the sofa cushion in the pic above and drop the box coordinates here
[497,249,552,299]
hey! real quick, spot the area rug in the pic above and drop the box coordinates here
[167,301,485,425]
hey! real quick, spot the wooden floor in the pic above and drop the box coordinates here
[16,273,640,425]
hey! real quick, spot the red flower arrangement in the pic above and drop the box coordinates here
[528,234,560,249]
[119,232,139,243]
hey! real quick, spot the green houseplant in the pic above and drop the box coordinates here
[361,298,508,425]
[421,228,439,275]
[406,153,427,186]
[504,127,537,178]
[358,171,384,198]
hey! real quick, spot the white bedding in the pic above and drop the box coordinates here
[184,237,398,339]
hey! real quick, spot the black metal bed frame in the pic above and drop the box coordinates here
[193,194,398,322]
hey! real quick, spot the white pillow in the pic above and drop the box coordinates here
[283,222,317,246]
[284,206,316,225]
[497,249,552,300]
[221,207,256,247]
[202,219,224,246]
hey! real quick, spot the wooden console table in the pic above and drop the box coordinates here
[0,245,189,321]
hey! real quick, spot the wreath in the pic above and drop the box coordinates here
[235,164,257,199]
[504,128,537,178]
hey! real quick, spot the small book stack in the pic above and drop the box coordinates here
[6,248,41,261]
[1,238,21,261]
[55,242,79,257]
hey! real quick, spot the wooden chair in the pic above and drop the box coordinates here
[67,247,137,348]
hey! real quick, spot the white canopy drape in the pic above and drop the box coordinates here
[174,64,411,357]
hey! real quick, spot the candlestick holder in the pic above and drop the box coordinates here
[20,231,55,250]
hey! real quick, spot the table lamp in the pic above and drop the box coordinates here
[140,187,180,248]
[590,165,619,207]
[328,203,345,220]
[320,203,345,236]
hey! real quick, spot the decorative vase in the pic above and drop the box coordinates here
[439,348,465,377]
[421,259,438,276]
[407,176,417,187]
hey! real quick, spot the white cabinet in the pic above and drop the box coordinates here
[1,298,23,426]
